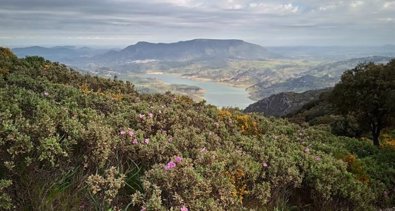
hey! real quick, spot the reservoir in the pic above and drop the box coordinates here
[144,73,255,109]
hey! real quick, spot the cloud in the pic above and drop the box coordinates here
[383,1,395,9]
[350,1,364,8]
[161,0,202,8]
[378,17,394,22]
[249,3,299,15]
[0,0,394,47]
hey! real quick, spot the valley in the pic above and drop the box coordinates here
[12,40,395,108]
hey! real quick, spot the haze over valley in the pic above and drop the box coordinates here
[11,40,395,108]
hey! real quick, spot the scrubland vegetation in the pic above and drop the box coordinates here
[0,47,394,210]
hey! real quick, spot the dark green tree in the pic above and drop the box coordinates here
[330,60,395,146]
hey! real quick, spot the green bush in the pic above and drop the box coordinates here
[0,47,394,210]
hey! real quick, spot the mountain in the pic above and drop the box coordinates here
[248,56,393,100]
[12,46,108,64]
[244,88,330,117]
[90,39,277,67]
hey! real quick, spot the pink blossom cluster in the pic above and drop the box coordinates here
[165,161,176,170]
[148,112,154,118]
[262,162,269,168]
[120,128,134,136]
[164,156,183,170]
[119,128,149,145]
[138,112,155,121]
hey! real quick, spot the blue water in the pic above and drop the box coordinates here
[144,73,255,109]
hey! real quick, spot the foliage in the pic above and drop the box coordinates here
[330,115,363,138]
[330,60,395,146]
[0,47,394,210]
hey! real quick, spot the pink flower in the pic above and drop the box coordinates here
[180,205,188,211]
[304,147,310,153]
[128,129,134,137]
[120,130,126,135]
[164,161,176,170]
[262,162,268,168]
[132,139,138,145]
[315,156,321,161]
[43,91,49,96]
[144,138,150,144]
[140,207,146,211]
[175,156,182,163]
[148,113,154,118]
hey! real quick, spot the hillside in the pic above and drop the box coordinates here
[249,56,392,99]
[244,88,331,117]
[0,48,394,210]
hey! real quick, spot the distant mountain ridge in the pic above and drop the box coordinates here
[92,39,276,66]
[12,46,108,64]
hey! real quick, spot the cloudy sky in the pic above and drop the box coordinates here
[0,0,394,47]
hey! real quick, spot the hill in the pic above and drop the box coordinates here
[12,46,107,63]
[97,39,274,62]
[244,88,331,117]
[0,48,394,210]
[248,56,392,99]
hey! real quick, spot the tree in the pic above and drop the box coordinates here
[330,60,395,146]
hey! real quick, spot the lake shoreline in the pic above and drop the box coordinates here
[146,70,252,88]
[143,72,256,108]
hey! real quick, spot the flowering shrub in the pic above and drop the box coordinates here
[86,166,126,207]
[0,48,394,210]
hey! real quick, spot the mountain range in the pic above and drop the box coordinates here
[12,46,108,63]
[12,39,278,72]
[11,40,395,107]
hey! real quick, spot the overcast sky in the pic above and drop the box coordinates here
[0,0,394,47]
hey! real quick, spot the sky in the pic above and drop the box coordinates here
[0,0,394,47]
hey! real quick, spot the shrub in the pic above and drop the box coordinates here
[0,48,394,210]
